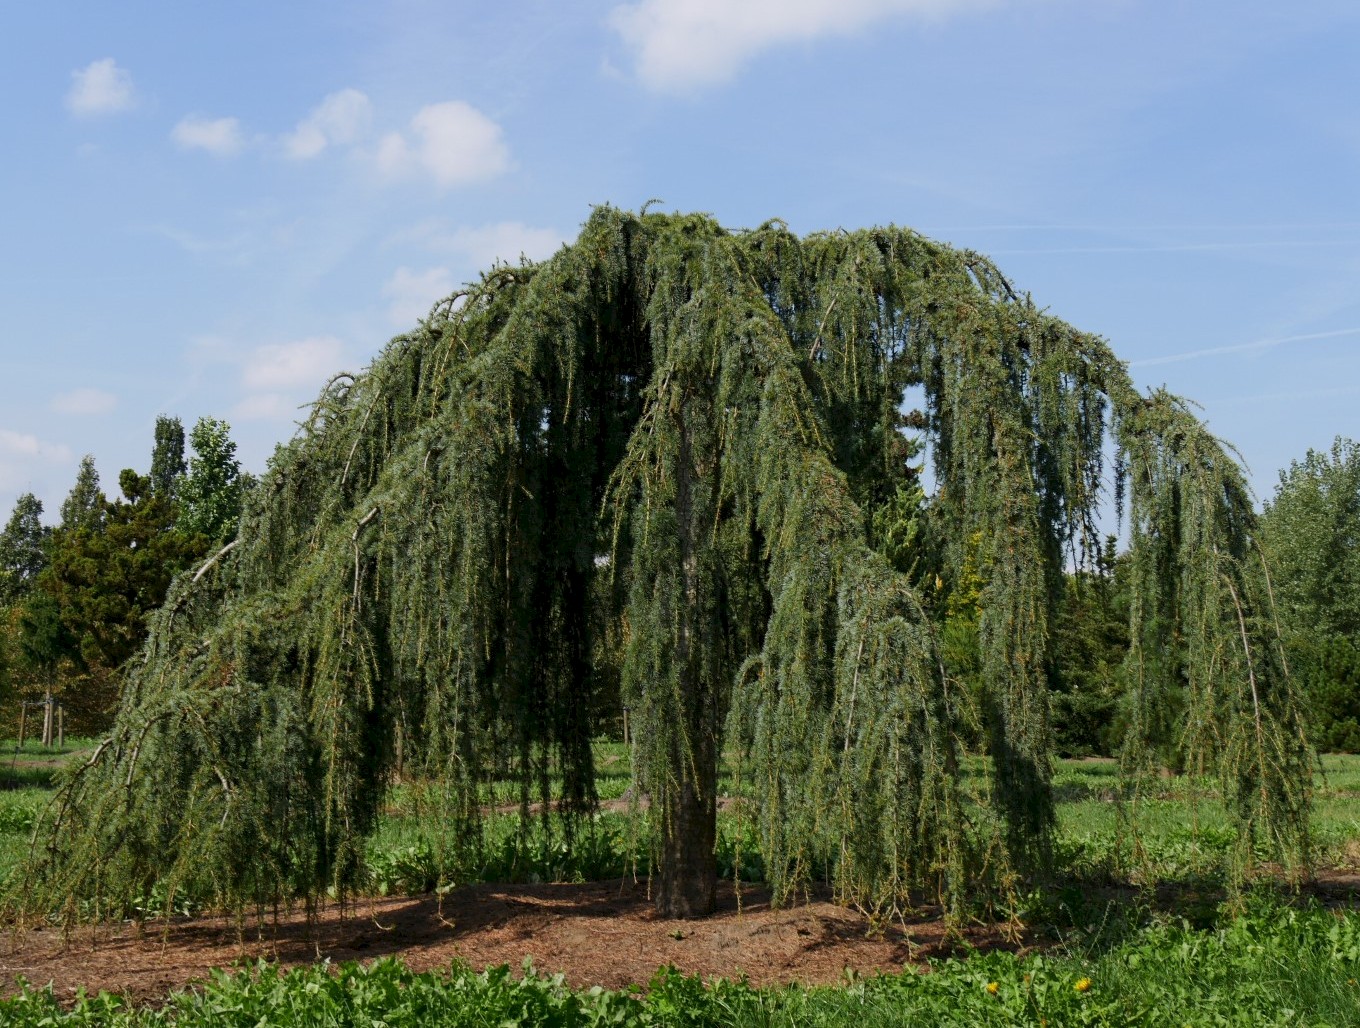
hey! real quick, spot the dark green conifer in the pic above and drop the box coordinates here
[58,456,102,534]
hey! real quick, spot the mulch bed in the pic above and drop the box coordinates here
[0,879,1022,1006]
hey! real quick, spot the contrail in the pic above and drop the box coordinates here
[1130,327,1360,368]
[988,240,1359,256]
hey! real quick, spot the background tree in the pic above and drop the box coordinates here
[15,427,207,734]
[11,590,76,738]
[38,469,205,675]
[150,415,187,500]
[16,208,1310,923]
[178,417,242,543]
[0,608,9,709]
[58,455,102,534]
[0,493,50,609]
[1048,540,1129,757]
[1260,437,1360,639]
[5,459,105,740]
[1259,436,1360,752]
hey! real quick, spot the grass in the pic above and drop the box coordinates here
[4,740,1360,899]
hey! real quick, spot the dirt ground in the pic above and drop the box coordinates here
[0,879,1022,1005]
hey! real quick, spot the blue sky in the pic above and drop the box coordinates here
[2,0,1357,525]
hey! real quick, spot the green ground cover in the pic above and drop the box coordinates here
[3,741,1360,1023]
[3,899,1360,1026]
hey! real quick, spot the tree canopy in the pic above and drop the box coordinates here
[0,493,49,609]
[2,425,230,736]
[177,416,244,544]
[58,455,102,534]
[14,207,1311,922]
[150,415,187,500]
[1260,436,1360,641]
[39,469,206,674]
[1260,436,1360,752]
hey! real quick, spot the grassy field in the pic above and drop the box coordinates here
[4,741,1360,897]
[4,742,1360,1024]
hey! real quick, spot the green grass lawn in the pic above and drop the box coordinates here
[4,739,1360,897]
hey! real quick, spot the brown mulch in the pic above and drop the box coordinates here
[0,880,1021,1006]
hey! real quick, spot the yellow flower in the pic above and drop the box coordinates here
[1074,977,1092,993]
[986,981,1000,995]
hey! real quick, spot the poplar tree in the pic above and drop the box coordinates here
[178,417,243,543]
[150,416,187,500]
[17,208,1310,921]
[1260,437,1360,752]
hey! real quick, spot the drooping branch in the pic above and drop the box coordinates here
[7,206,1311,925]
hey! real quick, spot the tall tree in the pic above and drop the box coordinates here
[1049,543,1129,758]
[1260,437,1360,639]
[18,209,1310,922]
[58,455,102,533]
[38,469,205,674]
[150,415,187,500]
[178,417,242,543]
[0,493,50,608]
[1260,437,1360,752]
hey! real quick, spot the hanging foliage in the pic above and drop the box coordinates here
[10,207,1310,922]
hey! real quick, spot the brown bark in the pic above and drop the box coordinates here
[656,765,718,917]
[654,399,718,918]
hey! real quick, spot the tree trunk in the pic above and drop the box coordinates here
[655,758,717,917]
[654,401,718,918]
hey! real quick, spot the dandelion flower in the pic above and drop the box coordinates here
[1074,977,1092,993]
[986,981,999,995]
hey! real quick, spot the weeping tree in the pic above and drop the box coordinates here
[13,207,1310,922]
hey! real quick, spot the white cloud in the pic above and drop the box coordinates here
[51,388,117,416]
[383,266,456,326]
[242,336,348,391]
[0,430,74,502]
[379,223,566,323]
[66,58,135,116]
[172,115,245,156]
[608,0,998,91]
[232,393,300,422]
[392,219,567,267]
[376,101,511,188]
[0,430,72,461]
[438,222,567,269]
[285,88,373,160]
